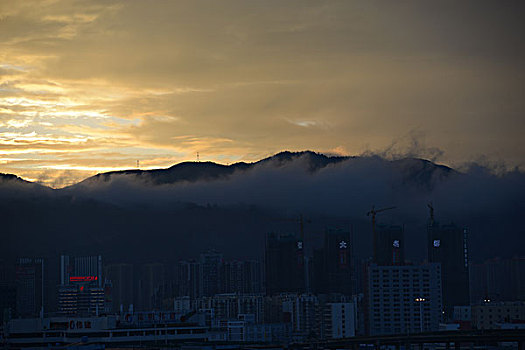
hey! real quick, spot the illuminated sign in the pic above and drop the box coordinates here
[433,239,441,247]
[69,276,98,282]
[339,241,347,249]
[392,240,400,248]
[297,241,303,250]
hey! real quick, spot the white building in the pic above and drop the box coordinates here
[368,263,442,335]
[218,318,290,343]
[321,302,355,339]
[282,293,318,340]
[4,315,209,347]
[452,305,471,321]
[173,296,191,313]
[472,301,525,329]
[194,293,265,326]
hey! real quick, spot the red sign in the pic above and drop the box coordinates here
[69,276,98,282]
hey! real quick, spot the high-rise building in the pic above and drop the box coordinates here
[312,228,355,295]
[0,259,16,323]
[200,250,223,297]
[137,263,165,310]
[58,255,108,316]
[0,283,16,323]
[178,260,201,299]
[470,256,525,304]
[221,260,262,294]
[58,284,106,316]
[367,263,442,335]
[15,258,44,317]
[60,255,102,287]
[104,263,134,313]
[428,221,469,317]
[265,232,305,295]
[375,224,405,266]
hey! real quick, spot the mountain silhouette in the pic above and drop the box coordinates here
[64,151,455,191]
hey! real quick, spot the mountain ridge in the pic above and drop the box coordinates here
[0,151,457,190]
[68,151,456,191]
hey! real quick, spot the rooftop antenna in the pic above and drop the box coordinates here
[197,152,200,162]
[428,202,434,225]
[136,160,140,169]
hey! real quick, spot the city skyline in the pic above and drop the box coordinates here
[1,1,524,187]
[1,1,524,347]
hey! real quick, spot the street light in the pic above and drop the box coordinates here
[415,298,427,333]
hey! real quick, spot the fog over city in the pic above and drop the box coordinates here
[1,151,523,263]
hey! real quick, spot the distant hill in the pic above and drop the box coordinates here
[0,173,35,185]
[0,151,457,191]
[69,161,250,188]
[65,151,456,190]
[0,173,50,193]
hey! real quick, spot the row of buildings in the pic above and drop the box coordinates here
[265,217,470,320]
[1,210,524,341]
[0,254,263,321]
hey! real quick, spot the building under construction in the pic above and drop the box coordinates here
[427,204,470,319]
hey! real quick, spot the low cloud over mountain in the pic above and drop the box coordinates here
[1,151,523,263]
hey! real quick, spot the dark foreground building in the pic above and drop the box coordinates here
[15,258,44,317]
[312,228,355,295]
[470,256,525,303]
[265,232,305,295]
[375,224,405,266]
[428,220,470,318]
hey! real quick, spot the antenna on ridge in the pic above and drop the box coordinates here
[137,160,140,169]
[197,152,200,162]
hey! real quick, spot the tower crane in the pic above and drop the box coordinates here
[428,202,434,226]
[272,214,311,243]
[367,205,396,262]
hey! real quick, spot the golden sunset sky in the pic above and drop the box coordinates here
[1,0,524,187]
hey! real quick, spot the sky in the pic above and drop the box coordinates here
[1,0,524,187]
